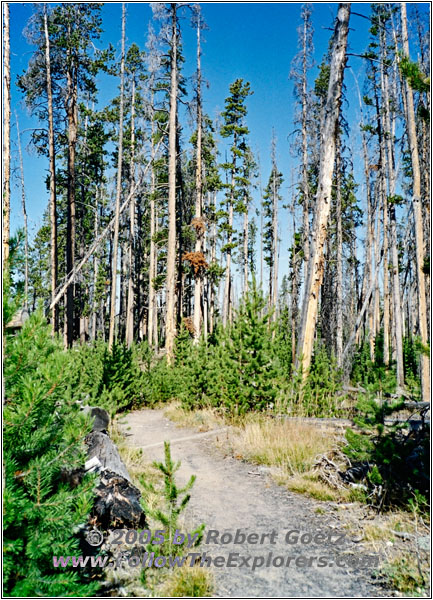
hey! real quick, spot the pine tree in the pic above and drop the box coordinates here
[220,78,253,326]
[221,279,280,414]
[3,305,98,596]
[263,136,283,319]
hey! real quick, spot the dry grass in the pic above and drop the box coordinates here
[282,473,350,502]
[224,419,332,475]
[158,565,214,597]
[164,403,349,503]
[164,401,226,431]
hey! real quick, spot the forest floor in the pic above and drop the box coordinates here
[116,407,427,598]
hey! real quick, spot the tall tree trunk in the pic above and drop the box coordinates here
[400,3,430,402]
[91,200,99,341]
[125,77,136,348]
[193,17,203,343]
[147,108,157,347]
[353,70,374,359]
[223,145,236,328]
[44,5,58,331]
[290,191,299,365]
[301,8,310,277]
[271,154,279,328]
[335,143,343,366]
[373,77,390,369]
[165,3,179,362]
[243,195,249,294]
[3,2,10,266]
[296,3,350,378]
[209,191,217,334]
[15,114,29,309]
[108,3,126,351]
[65,40,78,347]
[379,27,404,386]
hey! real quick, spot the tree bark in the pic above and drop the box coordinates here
[301,8,310,277]
[65,20,78,347]
[108,3,126,352]
[165,4,179,363]
[379,26,404,386]
[335,142,343,366]
[271,142,279,329]
[296,3,350,378]
[243,195,249,294]
[44,6,58,332]
[223,147,235,328]
[147,102,157,348]
[125,77,136,348]
[193,18,203,343]
[3,2,10,266]
[400,3,430,402]
[15,114,29,310]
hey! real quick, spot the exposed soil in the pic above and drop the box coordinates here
[118,409,396,598]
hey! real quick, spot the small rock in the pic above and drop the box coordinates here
[417,536,430,551]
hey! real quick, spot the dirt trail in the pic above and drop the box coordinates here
[118,409,391,598]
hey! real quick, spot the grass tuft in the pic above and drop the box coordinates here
[225,419,331,475]
[159,566,214,597]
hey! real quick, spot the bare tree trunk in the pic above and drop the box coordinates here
[401,3,430,402]
[301,9,310,277]
[65,37,78,347]
[165,3,179,362]
[43,5,58,331]
[125,77,136,348]
[335,143,343,366]
[353,69,375,359]
[91,200,99,341]
[147,86,157,347]
[382,181,390,368]
[15,114,29,309]
[108,3,126,351]
[209,191,217,334]
[2,3,10,267]
[257,154,264,292]
[223,152,235,328]
[290,190,299,365]
[373,77,390,369]
[372,183,381,343]
[271,152,279,329]
[243,196,249,294]
[193,17,203,343]
[296,3,350,378]
[379,28,404,386]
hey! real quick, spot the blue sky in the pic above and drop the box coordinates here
[7,2,430,284]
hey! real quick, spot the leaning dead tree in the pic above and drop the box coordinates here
[49,140,162,313]
[296,3,351,379]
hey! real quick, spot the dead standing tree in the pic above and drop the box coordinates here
[296,3,351,379]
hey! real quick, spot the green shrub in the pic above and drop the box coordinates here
[69,340,147,416]
[3,311,99,597]
[177,282,283,415]
[343,393,429,509]
[287,343,344,417]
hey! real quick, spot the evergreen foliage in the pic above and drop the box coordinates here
[69,340,147,416]
[3,307,98,597]
[343,393,429,509]
[140,441,204,559]
[287,343,345,417]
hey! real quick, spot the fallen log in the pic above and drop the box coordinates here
[82,409,147,531]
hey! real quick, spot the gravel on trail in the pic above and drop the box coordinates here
[118,409,393,598]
